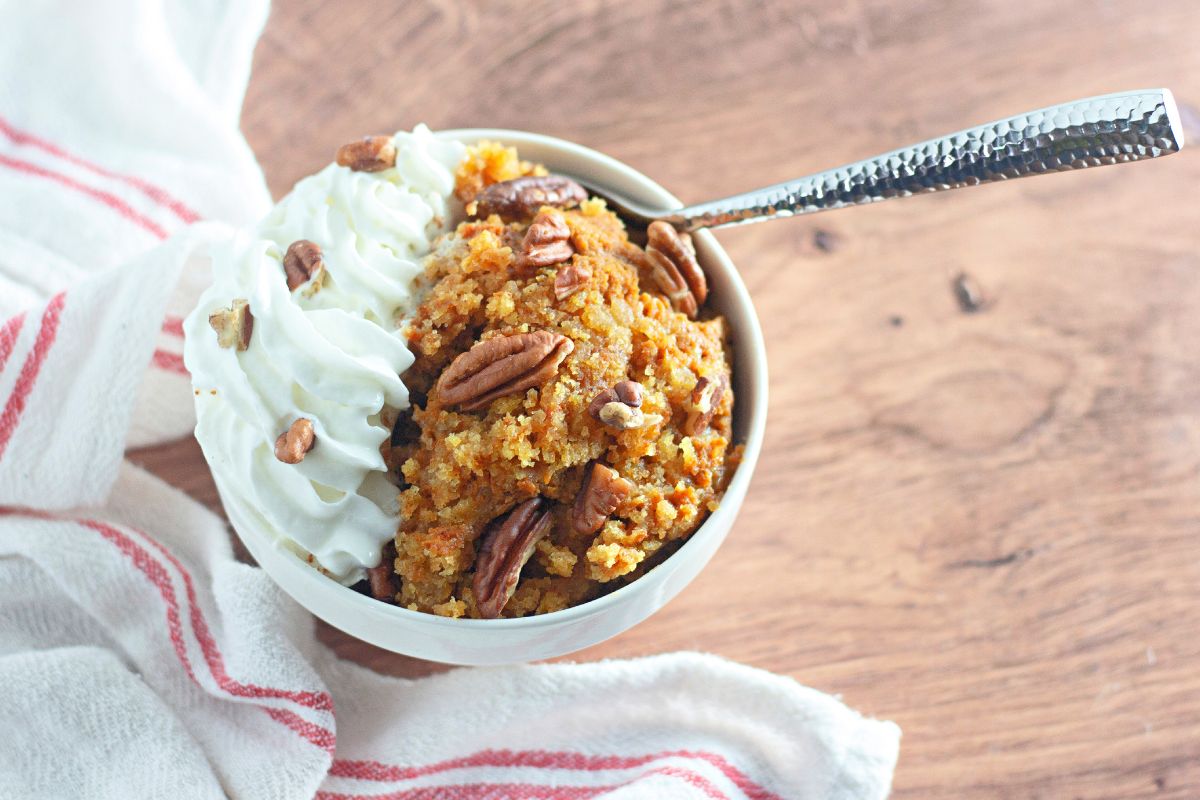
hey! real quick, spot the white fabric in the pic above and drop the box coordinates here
[0,1,901,798]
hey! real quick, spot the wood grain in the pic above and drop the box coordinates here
[130,1,1200,796]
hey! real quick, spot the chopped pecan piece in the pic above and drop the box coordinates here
[472,497,554,618]
[435,331,574,411]
[274,418,316,464]
[598,402,654,430]
[573,462,634,535]
[283,239,326,295]
[587,380,660,430]
[473,175,587,222]
[335,135,397,172]
[208,299,254,351]
[518,209,574,271]
[553,261,592,300]
[645,221,707,318]
[366,542,398,603]
[683,375,728,436]
[588,380,643,416]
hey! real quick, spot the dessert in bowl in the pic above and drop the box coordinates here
[184,127,767,664]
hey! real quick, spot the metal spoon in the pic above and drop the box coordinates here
[573,89,1184,232]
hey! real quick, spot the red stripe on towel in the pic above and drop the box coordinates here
[317,763,730,800]
[152,349,189,376]
[162,316,186,337]
[133,524,335,713]
[0,509,338,752]
[0,153,169,239]
[330,749,780,800]
[0,116,201,223]
[0,311,28,373]
[0,293,65,461]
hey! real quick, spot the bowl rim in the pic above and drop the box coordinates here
[231,127,769,630]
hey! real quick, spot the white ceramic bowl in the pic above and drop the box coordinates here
[220,129,768,665]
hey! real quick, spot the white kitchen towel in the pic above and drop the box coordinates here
[0,1,901,799]
[0,0,272,454]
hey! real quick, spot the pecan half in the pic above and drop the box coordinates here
[518,209,574,271]
[573,462,634,535]
[645,221,707,318]
[208,299,253,351]
[473,175,587,222]
[274,418,316,464]
[683,374,728,436]
[435,331,574,411]
[472,497,553,618]
[283,239,326,295]
[645,250,697,318]
[554,261,592,300]
[335,135,397,172]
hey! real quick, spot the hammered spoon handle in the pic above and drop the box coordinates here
[582,89,1184,232]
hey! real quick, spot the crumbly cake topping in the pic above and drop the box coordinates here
[384,143,739,618]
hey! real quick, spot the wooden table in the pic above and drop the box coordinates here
[132,2,1200,796]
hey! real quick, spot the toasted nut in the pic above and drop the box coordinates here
[597,402,643,430]
[472,497,553,618]
[336,135,397,172]
[647,221,706,305]
[366,565,395,602]
[283,239,326,295]
[208,299,254,351]
[588,380,644,414]
[274,418,316,464]
[588,381,652,431]
[572,462,634,535]
[366,542,397,603]
[683,375,728,436]
[645,249,697,317]
[473,175,587,222]
[645,221,706,318]
[518,209,574,271]
[435,331,574,411]
[597,401,662,431]
[553,261,592,300]
[616,380,643,405]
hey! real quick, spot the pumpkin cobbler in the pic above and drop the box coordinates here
[373,142,740,618]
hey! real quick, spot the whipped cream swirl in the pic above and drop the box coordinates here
[184,125,465,582]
